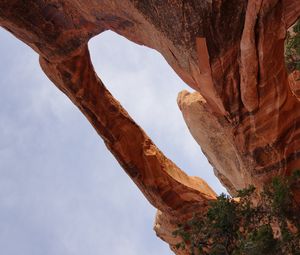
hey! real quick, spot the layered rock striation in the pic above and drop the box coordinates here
[1,1,300,254]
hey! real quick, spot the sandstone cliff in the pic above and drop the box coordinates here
[0,1,299,254]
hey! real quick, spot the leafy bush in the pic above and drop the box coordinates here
[237,225,279,255]
[173,171,300,254]
[285,19,300,73]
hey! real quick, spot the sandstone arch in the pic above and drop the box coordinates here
[1,1,300,253]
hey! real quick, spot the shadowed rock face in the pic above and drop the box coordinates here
[0,1,300,254]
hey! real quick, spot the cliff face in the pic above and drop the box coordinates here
[0,1,300,254]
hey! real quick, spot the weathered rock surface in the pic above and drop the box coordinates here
[177,90,254,195]
[290,70,300,99]
[0,1,300,254]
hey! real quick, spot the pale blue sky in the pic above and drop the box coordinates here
[0,28,226,255]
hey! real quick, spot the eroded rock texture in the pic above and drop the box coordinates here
[0,1,299,254]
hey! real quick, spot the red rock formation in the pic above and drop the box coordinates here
[290,70,300,98]
[0,1,299,254]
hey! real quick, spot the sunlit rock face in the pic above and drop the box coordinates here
[177,90,254,195]
[1,1,300,254]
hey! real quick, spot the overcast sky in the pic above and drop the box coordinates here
[0,28,226,255]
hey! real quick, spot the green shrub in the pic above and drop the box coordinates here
[238,225,279,255]
[285,19,300,73]
[173,170,300,255]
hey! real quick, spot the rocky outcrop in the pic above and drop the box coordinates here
[0,1,300,254]
[177,91,254,195]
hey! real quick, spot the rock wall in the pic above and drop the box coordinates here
[1,1,300,254]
